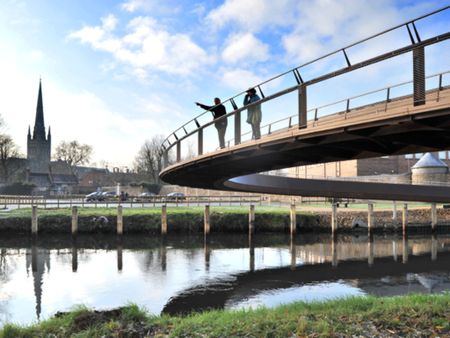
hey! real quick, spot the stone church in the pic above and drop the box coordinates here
[26,81,78,194]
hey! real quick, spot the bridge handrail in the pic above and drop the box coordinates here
[230,70,450,143]
[160,6,449,151]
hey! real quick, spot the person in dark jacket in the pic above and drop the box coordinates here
[195,97,227,148]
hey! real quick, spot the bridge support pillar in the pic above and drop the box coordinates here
[161,205,167,235]
[204,205,210,235]
[71,206,78,236]
[431,203,437,231]
[290,204,296,235]
[249,205,255,234]
[331,203,338,235]
[402,203,408,235]
[117,205,123,235]
[367,203,374,234]
[31,206,38,235]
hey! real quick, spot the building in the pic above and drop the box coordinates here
[26,81,78,195]
[288,153,450,180]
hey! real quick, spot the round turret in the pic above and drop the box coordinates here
[411,153,448,184]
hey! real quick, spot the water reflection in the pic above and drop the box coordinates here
[0,233,450,325]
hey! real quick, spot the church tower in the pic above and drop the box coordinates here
[27,80,51,173]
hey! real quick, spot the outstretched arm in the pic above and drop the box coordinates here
[195,102,212,110]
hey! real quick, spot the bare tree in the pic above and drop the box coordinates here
[0,134,21,182]
[55,141,93,167]
[133,135,166,183]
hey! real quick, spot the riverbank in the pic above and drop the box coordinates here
[1,293,449,337]
[0,205,449,234]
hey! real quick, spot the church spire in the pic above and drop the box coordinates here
[33,79,46,140]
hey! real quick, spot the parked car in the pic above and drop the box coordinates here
[85,191,104,202]
[102,191,118,200]
[167,192,186,200]
[133,192,156,202]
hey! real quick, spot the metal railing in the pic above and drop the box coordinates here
[0,195,263,209]
[160,6,450,166]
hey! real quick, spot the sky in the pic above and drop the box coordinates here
[0,0,449,169]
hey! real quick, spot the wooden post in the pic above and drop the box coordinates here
[290,235,296,270]
[31,206,38,235]
[117,205,123,235]
[71,206,78,236]
[368,203,374,234]
[331,236,338,267]
[431,203,437,231]
[368,237,374,266]
[117,242,123,271]
[249,204,255,234]
[402,235,408,264]
[72,240,78,272]
[204,205,210,235]
[290,204,296,235]
[161,205,167,235]
[431,234,437,261]
[331,203,338,235]
[392,201,397,222]
[402,203,408,235]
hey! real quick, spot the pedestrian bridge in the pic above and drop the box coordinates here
[160,7,450,202]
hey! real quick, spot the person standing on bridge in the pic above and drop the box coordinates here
[195,98,228,149]
[243,88,261,140]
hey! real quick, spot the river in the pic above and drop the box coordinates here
[0,232,449,325]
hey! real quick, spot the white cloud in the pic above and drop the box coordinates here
[69,15,214,76]
[282,0,434,64]
[121,0,154,12]
[221,68,264,91]
[207,0,295,32]
[222,33,269,64]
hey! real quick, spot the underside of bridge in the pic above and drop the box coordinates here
[160,103,450,202]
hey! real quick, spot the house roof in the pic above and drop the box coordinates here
[412,153,448,169]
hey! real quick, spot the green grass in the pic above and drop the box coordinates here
[0,205,300,218]
[1,294,449,337]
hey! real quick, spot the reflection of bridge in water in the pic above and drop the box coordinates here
[163,234,450,315]
[1,234,450,320]
[160,7,450,202]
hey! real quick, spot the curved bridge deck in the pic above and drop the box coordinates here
[160,8,450,202]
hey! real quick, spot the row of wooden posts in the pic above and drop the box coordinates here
[30,202,438,235]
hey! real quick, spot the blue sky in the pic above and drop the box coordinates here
[0,0,449,168]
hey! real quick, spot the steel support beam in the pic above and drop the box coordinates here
[298,85,307,129]
[413,46,426,106]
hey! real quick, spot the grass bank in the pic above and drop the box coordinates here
[1,293,449,337]
[0,206,321,234]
